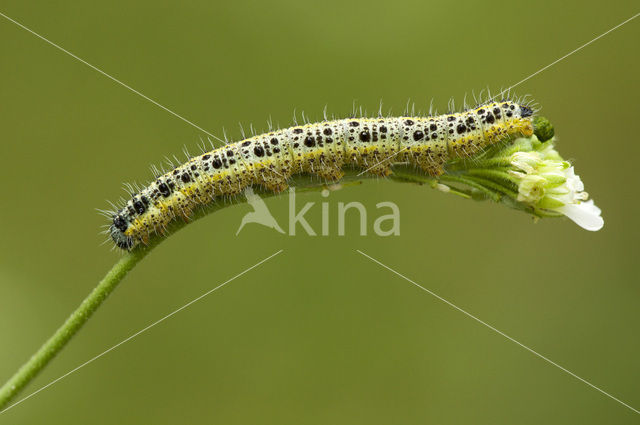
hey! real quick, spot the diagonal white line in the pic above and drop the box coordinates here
[0,249,284,415]
[356,249,640,415]
[0,10,225,144]
[497,11,640,98]
[356,146,409,176]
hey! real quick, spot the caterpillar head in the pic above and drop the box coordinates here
[110,212,134,250]
[520,105,534,118]
[498,100,535,137]
[497,100,534,120]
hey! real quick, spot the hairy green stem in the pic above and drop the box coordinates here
[438,174,501,201]
[0,250,149,410]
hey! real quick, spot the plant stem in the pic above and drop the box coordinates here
[0,249,150,410]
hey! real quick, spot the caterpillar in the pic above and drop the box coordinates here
[108,99,534,250]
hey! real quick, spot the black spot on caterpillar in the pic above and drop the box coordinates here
[108,100,535,250]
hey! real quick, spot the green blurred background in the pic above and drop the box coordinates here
[1,1,638,423]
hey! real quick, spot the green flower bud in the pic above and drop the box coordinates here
[533,116,555,142]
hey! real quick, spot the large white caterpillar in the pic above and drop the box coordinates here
[109,99,534,249]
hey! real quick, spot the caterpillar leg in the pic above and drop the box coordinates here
[363,155,393,177]
[253,165,290,192]
[419,163,445,177]
[178,205,194,221]
[346,149,393,177]
[260,176,290,193]
[416,152,445,177]
[400,146,446,177]
[315,165,345,182]
[139,232,150,245]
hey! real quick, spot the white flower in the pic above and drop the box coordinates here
[510,148,604,231]
[544,167,603,231]
[555,200,603,231]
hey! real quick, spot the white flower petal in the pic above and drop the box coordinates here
[564,167,585,192]
[555,200,604,231]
